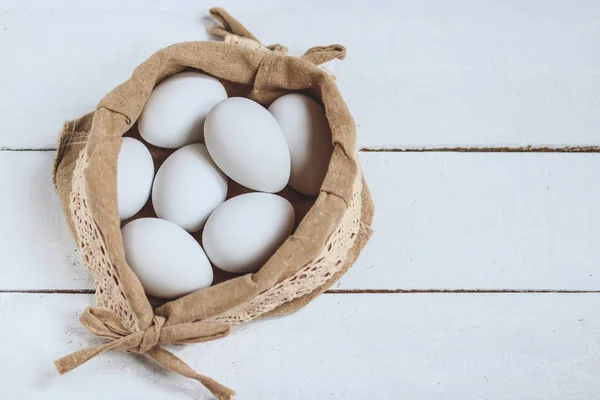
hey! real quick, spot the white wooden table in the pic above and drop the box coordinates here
[1,1,599,399]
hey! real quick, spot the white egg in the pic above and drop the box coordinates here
[202,193,295,274]
[268,94,333,196]
[204,97,291,193]
[138,72,227,148]
[117,137,154,220]
[152,143,227,232]
[121,218,213,298]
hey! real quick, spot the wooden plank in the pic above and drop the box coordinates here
[1,292,599,399]
[1,151,599,291]
[340,152,600,290]
[1,0,599,149]
[0,152,90,290]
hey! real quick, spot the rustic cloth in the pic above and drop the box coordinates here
[52,7,374,399]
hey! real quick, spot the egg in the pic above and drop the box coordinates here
[117,137,154,220]
[202,193,295,273]
[268,93,333,196]
[152,143,227,232]
[138,72,227,148]
[121,218,213,298]
[204,97,291,193]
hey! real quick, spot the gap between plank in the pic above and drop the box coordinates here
[326,289,600,294]
[1,289,599,295]
[0,148,56,152]
[2,146,600,153]
[360,145,600,153]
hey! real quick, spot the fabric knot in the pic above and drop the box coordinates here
[136,316,165,353]
[54,307,235,400]
[209,6,343,66]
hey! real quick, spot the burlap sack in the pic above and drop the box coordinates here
[51,8,373,399]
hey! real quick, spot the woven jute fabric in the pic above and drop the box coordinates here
[51,8,373,399]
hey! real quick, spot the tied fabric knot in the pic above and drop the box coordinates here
[138,315,165,353]
[207,7,346,106]
[208,7,345,66]
[54,307,235,400]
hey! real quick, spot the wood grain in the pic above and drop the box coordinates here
[0,0,598,149]
[1,292,599,399]
[1,151,599,291]
[346,152,600,290]
[0,152,85,289]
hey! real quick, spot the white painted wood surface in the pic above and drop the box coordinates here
[0,152,84,290]
[351,152,600,290]
[2,151,599,291]
[0,0,599,149]
[2,293,600,399]
[0,2,598,399]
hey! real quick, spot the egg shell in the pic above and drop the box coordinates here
[202,193,295,274]
[117,137,154,220]
[121,218,213,299]
[204,97,291,193]
[152,143,228,232]
[138,72,227,148]
[268,93,333,196]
